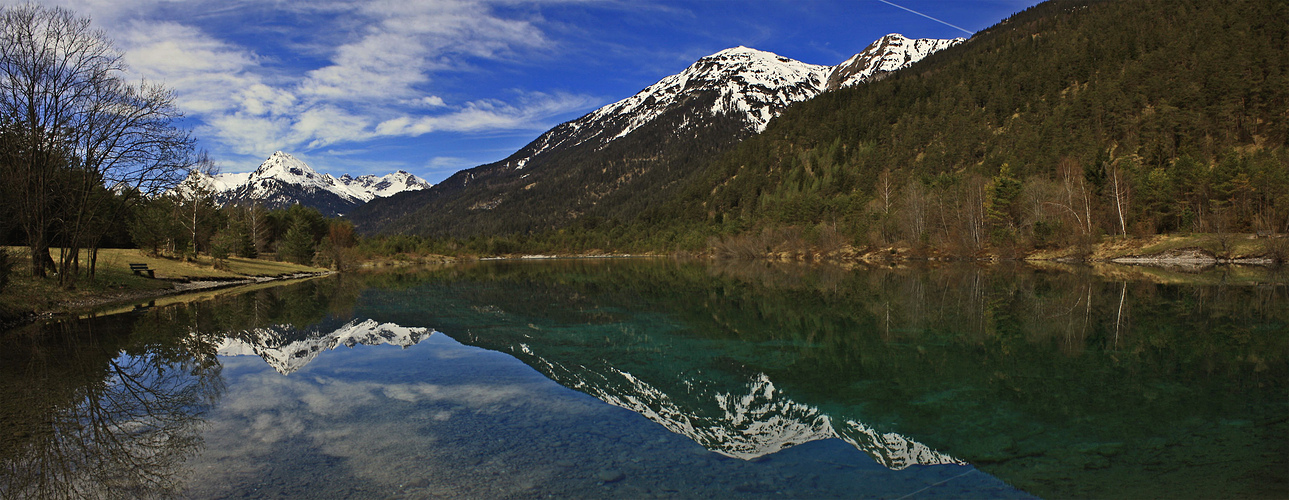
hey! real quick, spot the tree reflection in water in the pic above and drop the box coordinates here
[1,277,360,499]
[0,313,223,498]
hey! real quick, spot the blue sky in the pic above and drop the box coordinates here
[53,0,1040,183]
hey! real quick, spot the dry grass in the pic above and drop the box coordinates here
[1100,234,1271,259]
[1026,234,1281,261]
[86,248,325,279]
[0,246,327,323]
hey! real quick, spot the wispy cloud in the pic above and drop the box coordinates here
[51,0,600,169]
[375,92,598,136]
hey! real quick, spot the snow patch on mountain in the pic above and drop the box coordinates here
[595,46,832,138]
[826,33,965,90]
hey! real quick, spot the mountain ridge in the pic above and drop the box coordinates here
[348,33,962,236]
[184,151,431,217]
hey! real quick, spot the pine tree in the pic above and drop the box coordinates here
[279,219,315,265]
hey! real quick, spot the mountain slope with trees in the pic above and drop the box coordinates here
[356,0,1288,260]
[670,0,1288,256]
[348,35,962,238]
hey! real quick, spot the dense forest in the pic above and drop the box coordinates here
[664,0,1289,255]
[356,0,1289,258]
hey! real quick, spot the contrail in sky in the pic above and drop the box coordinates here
[875,0,975,35]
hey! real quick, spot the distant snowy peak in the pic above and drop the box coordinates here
[240,151,354,201]
[181,152,431,216]
[252,151,322,182]
[826,34,964,90]
[338,170,429,200]
[241,151,431,204]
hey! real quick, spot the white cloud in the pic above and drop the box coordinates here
[375,92,598,136]
[298,0,547,103]
[44,0,601,168]
[408,95,448,108]
[426,156,470,170]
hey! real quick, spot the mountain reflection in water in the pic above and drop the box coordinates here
[1,260,1285,499]
[216,318,435,374]
[363,259,1287,499]
[513,349,961,469]
[203,302,958,471]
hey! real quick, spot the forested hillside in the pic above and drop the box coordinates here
[658,0,1288,254]
[357,0,1288,258]
[353,89,752,238]
[349,37,961,239]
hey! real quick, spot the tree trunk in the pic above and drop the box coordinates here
[1112,168,1127,236]
[88,246,98,279]
[30,240,50,278]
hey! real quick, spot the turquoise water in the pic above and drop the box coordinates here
[2,259,1285,498]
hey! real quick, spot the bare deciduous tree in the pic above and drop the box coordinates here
[171,153,218,258]
[0,4,193,284]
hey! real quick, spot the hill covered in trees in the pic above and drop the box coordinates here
[359,0,1289,259]
[663,0,1288,256]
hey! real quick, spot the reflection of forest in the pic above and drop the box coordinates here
[360,259,1287,500]
[0,312,222,498]
[0,275,365,499]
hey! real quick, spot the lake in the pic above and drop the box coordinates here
[1,259,1285,499]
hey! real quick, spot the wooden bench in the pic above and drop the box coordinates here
[129,263,155,278]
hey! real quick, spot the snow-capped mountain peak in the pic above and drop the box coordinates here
[251,151,320,180]
[588,45,831,138]
[346,32,963,234]
[826,33,965,90]
[339,170,429,200]
[495,34,960,173]
[245,151,336,195]
[177,152,431,216]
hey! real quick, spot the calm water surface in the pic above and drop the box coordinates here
[1,260,1285,499]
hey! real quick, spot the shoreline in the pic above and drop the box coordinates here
[1,271,334,332]
[7,233,1281,331]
